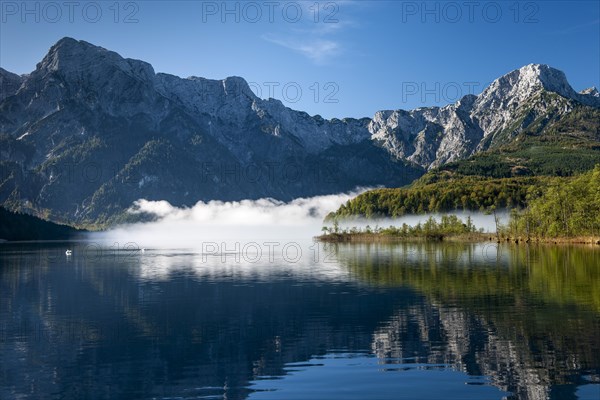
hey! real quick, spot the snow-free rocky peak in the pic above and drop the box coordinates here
[370,63,599,169]
[0,38,598,223]
[475,64,599,110]
[38,37,156,82]
[580,87,599,97]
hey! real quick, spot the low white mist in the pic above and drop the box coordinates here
[90,192,364,249]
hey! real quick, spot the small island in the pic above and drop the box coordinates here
[317,215,494,243]
[317,213,600,245]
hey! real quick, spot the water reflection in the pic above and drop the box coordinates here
[0,242,598,399]
[335,242,600,400]
[248,353,510,400]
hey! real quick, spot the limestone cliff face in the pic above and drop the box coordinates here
[368,64,600,169]
[1,38,598,222]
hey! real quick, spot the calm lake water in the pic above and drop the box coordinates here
[0,241,599,400]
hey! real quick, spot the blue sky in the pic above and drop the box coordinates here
[1,0,599,118]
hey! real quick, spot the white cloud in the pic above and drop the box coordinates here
[262,1,360,64]
[262,34,341,64]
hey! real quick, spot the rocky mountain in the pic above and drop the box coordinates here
[370,64,600,169]
[0,38,420,224]
[0,38,598,224]
[0,68,23,102]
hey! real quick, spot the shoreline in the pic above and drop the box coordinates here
[316,233,600,246]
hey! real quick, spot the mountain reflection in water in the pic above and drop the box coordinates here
[0,242,598,400]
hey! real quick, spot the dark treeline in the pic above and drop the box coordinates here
[330,176,555,219]
[0,207,83,241]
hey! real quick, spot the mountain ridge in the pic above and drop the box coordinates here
[1,37,598,225]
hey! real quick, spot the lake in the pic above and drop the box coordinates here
[0,241,599,399]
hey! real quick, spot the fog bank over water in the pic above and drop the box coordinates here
[91,193,509,249]
[91,192,365,248]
